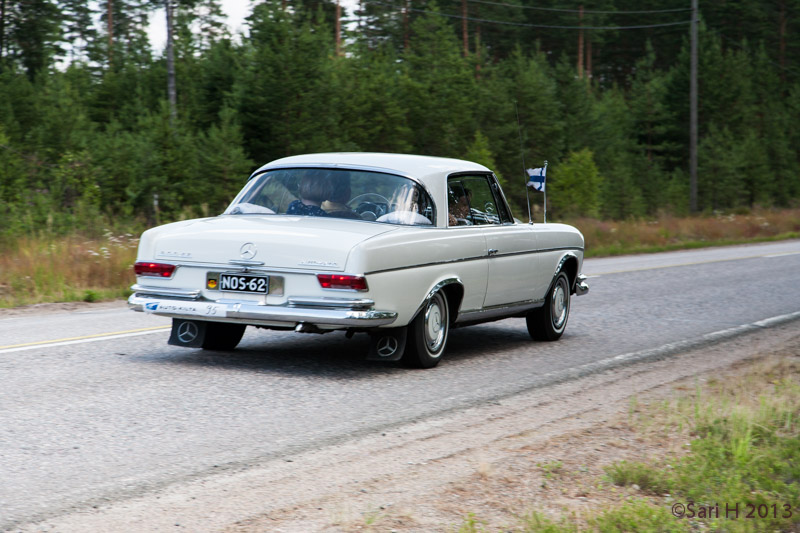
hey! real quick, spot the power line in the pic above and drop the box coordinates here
[364,0,693,30]
[463,0,692,15]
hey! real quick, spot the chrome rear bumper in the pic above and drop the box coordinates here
[128,286,397,329]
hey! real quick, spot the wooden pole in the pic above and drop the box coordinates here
[690,0,698,213]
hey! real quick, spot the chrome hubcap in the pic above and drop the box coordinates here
[552,278,568,329]
[424,295,446,353]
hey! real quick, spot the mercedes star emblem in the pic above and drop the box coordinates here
[177,321,199,344]
[376,336,399,357]
[240,242,257,260]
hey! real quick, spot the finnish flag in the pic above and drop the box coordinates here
[526,167,546,192]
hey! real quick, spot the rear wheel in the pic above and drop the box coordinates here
[527,271,570,341]
[402,291,449,369]
[201,322,246,351]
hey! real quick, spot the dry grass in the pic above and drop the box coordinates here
[1,207,799,308]
[572,207,800,257]
[0,230,138,308]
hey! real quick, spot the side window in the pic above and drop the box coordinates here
[447,175,501,226]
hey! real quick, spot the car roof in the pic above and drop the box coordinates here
[254,153,491,183]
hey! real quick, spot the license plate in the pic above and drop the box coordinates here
[219,273,269,294]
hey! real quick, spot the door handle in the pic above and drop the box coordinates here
[488,249,499,256]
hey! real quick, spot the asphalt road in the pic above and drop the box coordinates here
[1,240,799,529]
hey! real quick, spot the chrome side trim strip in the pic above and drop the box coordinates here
[130,284,201,299]
[365,246,584,275]
[456,299,544,323]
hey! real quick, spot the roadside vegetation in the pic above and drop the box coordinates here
[0,231,139,308]
[1,207,799,308]
[457,356,800,532]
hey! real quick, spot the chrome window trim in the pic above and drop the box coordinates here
[239,165,438,226]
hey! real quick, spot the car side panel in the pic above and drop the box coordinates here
[482,224,539,308]
[347,227,489,325]
[532,223,586,297]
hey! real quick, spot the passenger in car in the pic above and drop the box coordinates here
[286,171,331,217]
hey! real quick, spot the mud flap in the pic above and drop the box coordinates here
[366,328,407,361]
[168,319,207,348]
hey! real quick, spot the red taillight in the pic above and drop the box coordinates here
[134,262,177,278]
[317,274,368,291]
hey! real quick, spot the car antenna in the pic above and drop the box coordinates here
[515,100,533,225]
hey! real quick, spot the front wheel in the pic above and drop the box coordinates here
[527,272,570,341]
[402,291,449,369]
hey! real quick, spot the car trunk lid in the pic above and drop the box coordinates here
[151,215,397,272]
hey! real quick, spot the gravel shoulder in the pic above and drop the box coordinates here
[18,320,800,533]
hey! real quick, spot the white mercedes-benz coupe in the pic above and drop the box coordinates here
[129,153,588,368]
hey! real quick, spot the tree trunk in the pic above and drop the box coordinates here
[461,0,468,57]
[107,0,113,65]
[779,0,787,83]
[403,0,410,52]
[335,0,341,57]
[0,0,6,63]
[577,5,584,78]
[166,0,177,124]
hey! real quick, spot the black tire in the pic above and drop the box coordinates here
[527,271,570,341]
[201,322,246,351]
[402,291,449,369]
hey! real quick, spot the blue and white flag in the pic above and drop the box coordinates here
[526,166,546,192]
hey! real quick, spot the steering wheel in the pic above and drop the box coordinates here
[347,193,390,208]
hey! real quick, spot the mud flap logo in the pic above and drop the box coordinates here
[376,336,399,357]
[177,321,199,344]
[367,328,407,362]
[168,319,207,348]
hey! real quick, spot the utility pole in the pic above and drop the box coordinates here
[689,0,698,213]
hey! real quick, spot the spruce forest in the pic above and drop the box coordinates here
[0,0,799,240]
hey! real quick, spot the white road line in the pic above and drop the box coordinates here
[530,310,800,388]
[0,328,169,355]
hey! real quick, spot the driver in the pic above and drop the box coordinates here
[448,185,473,226]
[322,173,360,219]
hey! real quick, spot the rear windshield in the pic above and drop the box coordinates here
[225,168,435,226]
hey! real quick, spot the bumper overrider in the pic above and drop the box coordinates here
[128,284,398,329]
